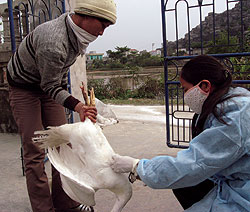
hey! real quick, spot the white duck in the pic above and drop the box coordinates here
[33,87,132,212]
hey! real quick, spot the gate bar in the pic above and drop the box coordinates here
[161,0,171,147]
[164,52,250,61]
[7,0,16,53]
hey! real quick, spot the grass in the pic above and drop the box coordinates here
[102,98,165,105]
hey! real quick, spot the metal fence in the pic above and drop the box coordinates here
[161,0,250,148]
[7,0,65,52]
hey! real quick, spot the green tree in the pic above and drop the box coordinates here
[229,30,250,80]
[105,46,163,69]
[88,59,105,70]
[206,31,239,54]
[106,46,130,64]
[244,30,250,52]
[106,50,118,62]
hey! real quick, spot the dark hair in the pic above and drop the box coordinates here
[180,55,233,135]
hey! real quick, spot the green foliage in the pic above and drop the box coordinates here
[88,73,166,101]
[106,78,128,99]
[136,77,165,99]
[230,57,250,80]
[88,78,130,100]
[88,59,106,70]
[136,56,163,67]
[108,62,125,69]
[88,79,109,100]
[102,98,165,105]
[87,46,162,71]
[127,52,163,67]
[191,42,202,49]
[227,30,250,80]
[206,31,239,54]
[106,46,130,64]
[244,30,250,52]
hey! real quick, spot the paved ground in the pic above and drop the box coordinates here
[0,105,184,212]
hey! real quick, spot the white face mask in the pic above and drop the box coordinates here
[184,81,210,114]
[67,14,97,55]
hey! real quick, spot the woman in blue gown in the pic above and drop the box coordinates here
[111,55,250,212]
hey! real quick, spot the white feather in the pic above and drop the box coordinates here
[33,118,132,212]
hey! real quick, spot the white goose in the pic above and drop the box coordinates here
[33,87,132,212]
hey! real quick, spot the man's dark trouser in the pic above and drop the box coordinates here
[9,86,79,212]
[172,179,215,210]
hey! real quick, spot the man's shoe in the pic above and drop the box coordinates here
[69,204,94,212]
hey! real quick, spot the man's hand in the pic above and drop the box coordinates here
[110,154,140,173]
[74,102,97,123]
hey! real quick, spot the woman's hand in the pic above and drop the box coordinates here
[74,102,97,123]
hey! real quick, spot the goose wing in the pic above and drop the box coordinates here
[48,144,96,206]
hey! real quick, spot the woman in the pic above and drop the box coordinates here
[111,55,250,211]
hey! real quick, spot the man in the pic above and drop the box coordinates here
[7,0,116,211]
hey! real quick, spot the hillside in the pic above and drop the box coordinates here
[167,0,250,52]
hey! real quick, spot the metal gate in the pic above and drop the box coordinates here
[7,0,74,123]
[7,0,65,52]
[161,0,250,148]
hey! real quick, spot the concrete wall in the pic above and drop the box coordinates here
[65,0,88,122]
[69,55,87,122]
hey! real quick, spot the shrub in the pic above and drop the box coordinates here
[136,77,165,99]
[88,74,166,100]
[88,79,109,100]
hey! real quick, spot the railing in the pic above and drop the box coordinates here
[0,4,14,87]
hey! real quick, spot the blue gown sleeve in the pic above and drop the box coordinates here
[137,102,247,189]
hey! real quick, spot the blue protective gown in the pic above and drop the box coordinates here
[137,87,250,212]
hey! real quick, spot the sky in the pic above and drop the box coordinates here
[0,0,237,54]
[88,0,163,54]
[88,0,236,54]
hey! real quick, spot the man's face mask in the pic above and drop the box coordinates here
[67,14,97,55]
[184,81,210,114]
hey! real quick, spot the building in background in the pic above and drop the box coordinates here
[149,48,161,56]
[86,51,104,63]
